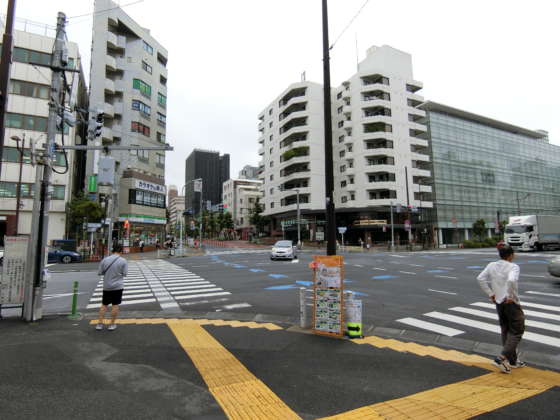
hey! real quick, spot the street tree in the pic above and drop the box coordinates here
[65,193,104,239]
[472,219,487,241]
[249,202,270,235]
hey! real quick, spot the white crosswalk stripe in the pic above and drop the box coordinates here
[395,292,560,349]
[206,249,269,256]
[86,259,233,310]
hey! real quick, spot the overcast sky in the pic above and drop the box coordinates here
[4,0,559,189]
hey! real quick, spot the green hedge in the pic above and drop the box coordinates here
[462,237,501,248]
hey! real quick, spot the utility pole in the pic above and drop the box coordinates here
[322,0,336,256]
[0,0,17,178]
[295,188,301,248]
[24,12,66,322]
[11,133,25,234]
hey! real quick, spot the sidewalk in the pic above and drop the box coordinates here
[1,314,558,419]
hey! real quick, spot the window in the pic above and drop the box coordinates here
[157,52,167,67]
[339,135,345,143]
[337,92,342,99]
[349,177,354,184]
[347,145,353,152]
[6,113,49,132]
[269,108,273,115]
[157,92,167,108]
[133,79,152,98]
[0,182,64,199]
[337,106,343,114]
[52,185,65,200]
[142,41,154,55]
[142,60,152,74]
[157,132,166,143]
[348,160,354,168]
[269,121,273,128]
[9,80,49,99]
[129,189,166,208]
[270,161,274,168]
[341,180,347,188]
[156,112,166,127]
[160,75,167,86]
[340,165,346,173]
[156,153,165,168]
[269,147,273,154]
[12,47,50,66]
[132,100,151,116]
[350,193,355,201]
[131,121,151,137]
[270,174,274,181]
[341,196,348,203]
[337,121,344,128]
[270,202,274,208]
[339,150,346,158]
[269,135,273,141]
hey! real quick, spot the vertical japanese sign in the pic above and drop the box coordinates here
[0,236,29,304]
[193,179,202,193]
[311,255,344,337]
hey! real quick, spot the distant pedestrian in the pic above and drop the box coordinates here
[96,244,128,331]
[477,246,526,373]
[139,239,144,252]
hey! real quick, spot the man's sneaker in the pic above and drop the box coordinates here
[493,356,511,374]
[107,323,117,331]
[95,323,104,331]
[510,360,526,369]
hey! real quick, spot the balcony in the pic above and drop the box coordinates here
[280,146,309,164]
[104,103,114,118]
[409,121,427,132]
[106,56,116,71]
[115,57,127,71]
[107,13,118,27]
[411,167,431,178]
[406,81,423,93]
[258,121,264,131]
[104,79,115,94]
[364,138,393,150]
[343,105,352,116]
[279,87,307,108]
[410,137,429,147]
[117,35,126,49]
[343,120,353,132]
[414,184,432,193]
[114,80,124,93]
[412,152,430,162]
[361,74,389,87]
[280,116,307,135]
[258,147,264,156]
[280,102,307,121]
[107,32,118,49]
[258,135,264,144]
[101,126,112,141]
[280,132,308,148]
[367,189,397,201]
[113,102,124,115]
[281,163,310,179]
[363,122,392,135]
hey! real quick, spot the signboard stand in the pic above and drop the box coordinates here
[0,236,29,319]
[310,255,345,338]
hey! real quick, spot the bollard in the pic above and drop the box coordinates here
[67,281,82,320]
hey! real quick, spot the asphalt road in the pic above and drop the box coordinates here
[26,247,560,361]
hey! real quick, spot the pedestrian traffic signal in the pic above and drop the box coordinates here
[95,112,104,138]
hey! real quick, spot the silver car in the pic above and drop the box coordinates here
[271,240,297,260]
[548,256,560,277]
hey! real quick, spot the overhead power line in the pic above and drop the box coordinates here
[329,0,370,50]
[66,0,145,21]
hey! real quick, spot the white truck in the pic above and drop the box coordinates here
[505,215,560,251]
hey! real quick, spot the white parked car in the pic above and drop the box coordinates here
[270,240,297,260]
[548,256,560,278]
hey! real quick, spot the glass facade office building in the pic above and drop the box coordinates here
[421,102,560,245]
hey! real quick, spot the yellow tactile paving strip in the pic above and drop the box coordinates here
[89,319,560,419]
[320,367,560,419]
[167,319,302,420]
[91,318,283,330]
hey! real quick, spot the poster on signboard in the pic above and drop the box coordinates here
[311,255,344,337]
[0,236,29,305]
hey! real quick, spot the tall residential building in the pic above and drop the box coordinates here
[238,165,259,179]
[167,184,178,204]
[86,0,169,246]
[258,81,326,240]
[0,17,86,244]
[258,46,431,245]
[185,149,230,214]
[222,178,263,239]
[421,101,560,245]
[168,195,185,233]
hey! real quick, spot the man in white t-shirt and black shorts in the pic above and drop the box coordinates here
[477,245,526,373]
[96,244,128,331]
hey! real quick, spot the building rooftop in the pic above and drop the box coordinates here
[420,101,548,140]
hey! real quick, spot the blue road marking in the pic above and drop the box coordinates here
[265,285,298,290]
[249,268,266,273]
[528,260,548,264]
[295,280,312,286]
[427,269,448,273]
[372,275,398,280]
[269,274,288,279]
[467,265,483,269]
[347,290,368,296]
[232,264,246,269]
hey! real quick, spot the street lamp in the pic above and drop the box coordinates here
[10,134,25,235]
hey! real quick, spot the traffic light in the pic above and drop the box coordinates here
[95,112,104,138]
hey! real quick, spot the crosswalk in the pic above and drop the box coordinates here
[397,291,560,349]
[86,259,249,310]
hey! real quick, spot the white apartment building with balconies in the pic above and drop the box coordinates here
[258,81,326,238]
[222,178,263,239]
[257,46,433,245]
[86,0,169,246]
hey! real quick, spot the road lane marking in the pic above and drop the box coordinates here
[222,303,252,310]
[521,274,546,278]
[396,317,464,336]
[408,264,424,267]
[399,271,417,275]
[171,287,223,296]
[373,267,386,271]
[428,289,457,295]
[526,291,560,298]
[450,307,560,333]
[390,254,406,258]
[86,297,157,309]
[89,292,154,301]
[174,292,231,300]
[425,311,560,348]
[436,267,454,270]
[353,264,363,268]
[435,275,458,279]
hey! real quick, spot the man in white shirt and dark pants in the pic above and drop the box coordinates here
[477,245,526,373]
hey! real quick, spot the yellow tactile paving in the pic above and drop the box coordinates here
[321,368,560,420]
[167,319,301,420]
[89,318,283,330]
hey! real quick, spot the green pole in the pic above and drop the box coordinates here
[68,281,82,320]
